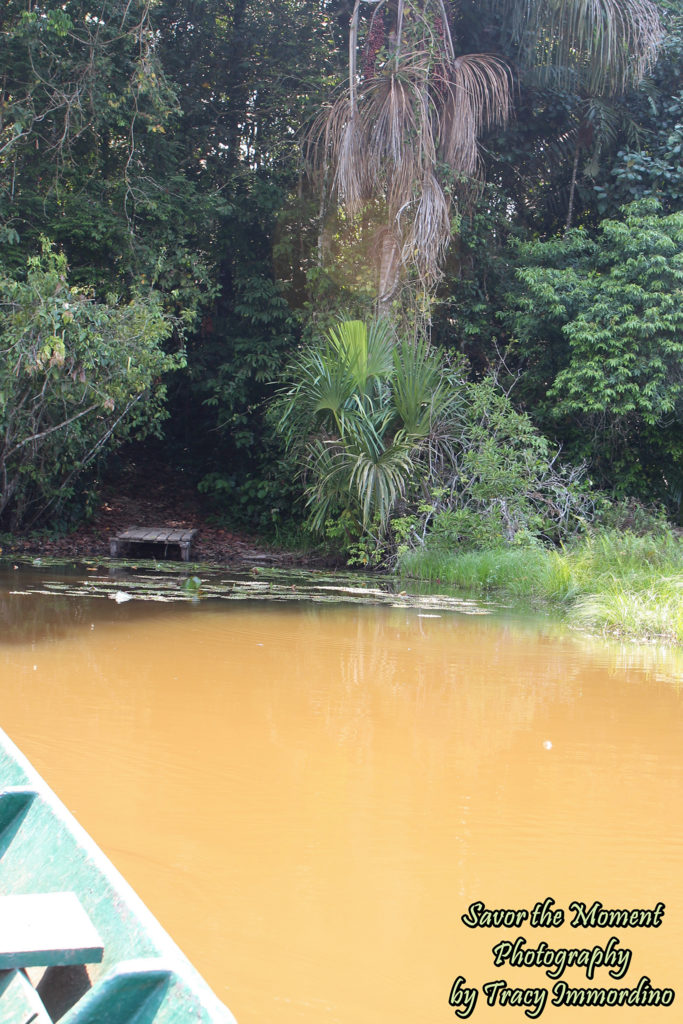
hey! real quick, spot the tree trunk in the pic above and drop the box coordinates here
[565,134,581,233]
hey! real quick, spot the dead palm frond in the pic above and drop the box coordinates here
[440,55,513,179]
[308,0,661,307]
[308,1,512,301]
[364,70,421,206]
[400,170,451,288]
[498,0,662,96]
[308,94,369,218]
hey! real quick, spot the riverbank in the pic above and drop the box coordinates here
[0,460,333,569]
[399,530,683,645]
[4,460,682,644]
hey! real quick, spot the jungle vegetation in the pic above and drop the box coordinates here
[1,0,682,571]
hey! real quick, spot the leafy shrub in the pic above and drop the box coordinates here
[506,199,683,500]
[590,496,672,537]
[0,242,183,530]
[197,468,301,536]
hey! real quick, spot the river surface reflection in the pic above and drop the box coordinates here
[1,576,682,1023]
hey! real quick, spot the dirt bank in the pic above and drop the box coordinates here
[2,464,329,568]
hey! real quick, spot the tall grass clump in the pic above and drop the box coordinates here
[567,528,682,584]
[400,545,578,602]
[399,527,683,644]
[565,530,683,642]
[572,584,683,644]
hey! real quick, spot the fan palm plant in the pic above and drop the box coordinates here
[277,318,463,532]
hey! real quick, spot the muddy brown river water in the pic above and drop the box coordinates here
[1,566,682,1023]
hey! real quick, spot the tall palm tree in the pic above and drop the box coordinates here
[310,0,662,302]
[311,0,512,303]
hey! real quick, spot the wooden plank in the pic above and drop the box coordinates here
[117,528,150,541]
[116,528,197,544]
[0,892,104,968]
[110,527,198,562]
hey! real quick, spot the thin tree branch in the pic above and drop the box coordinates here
[6,402,100,458]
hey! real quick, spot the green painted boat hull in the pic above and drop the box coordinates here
[0,727,237,1024]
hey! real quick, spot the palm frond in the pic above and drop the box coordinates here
[326,318,394,396]
[391,337,443,437]
[307,94,369,217]
[348,442,415,525]
[364,71,420,196]
[343,406,391,459]
[497,0,662,95]
[400,170,452,287]
[304,440,355,533]
[304,426,413,532]
[310,356,357,430]
[277,347,355,444]
[440,55,512,178]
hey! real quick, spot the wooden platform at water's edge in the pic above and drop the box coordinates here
[109,527,197,562]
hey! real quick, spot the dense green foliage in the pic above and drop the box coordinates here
[277,318,591,562]
[0,244,180,528]
[1,0,682,558]
[506,200,683,500]
[0,0,186,286]
[388,375,592,554]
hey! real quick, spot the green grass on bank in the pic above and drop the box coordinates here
[399,530,683,644]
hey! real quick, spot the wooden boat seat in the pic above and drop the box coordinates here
[0,788,35,860]
[0,892,103,969]
[0,960,174,1024]
[0,750,236,1024]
